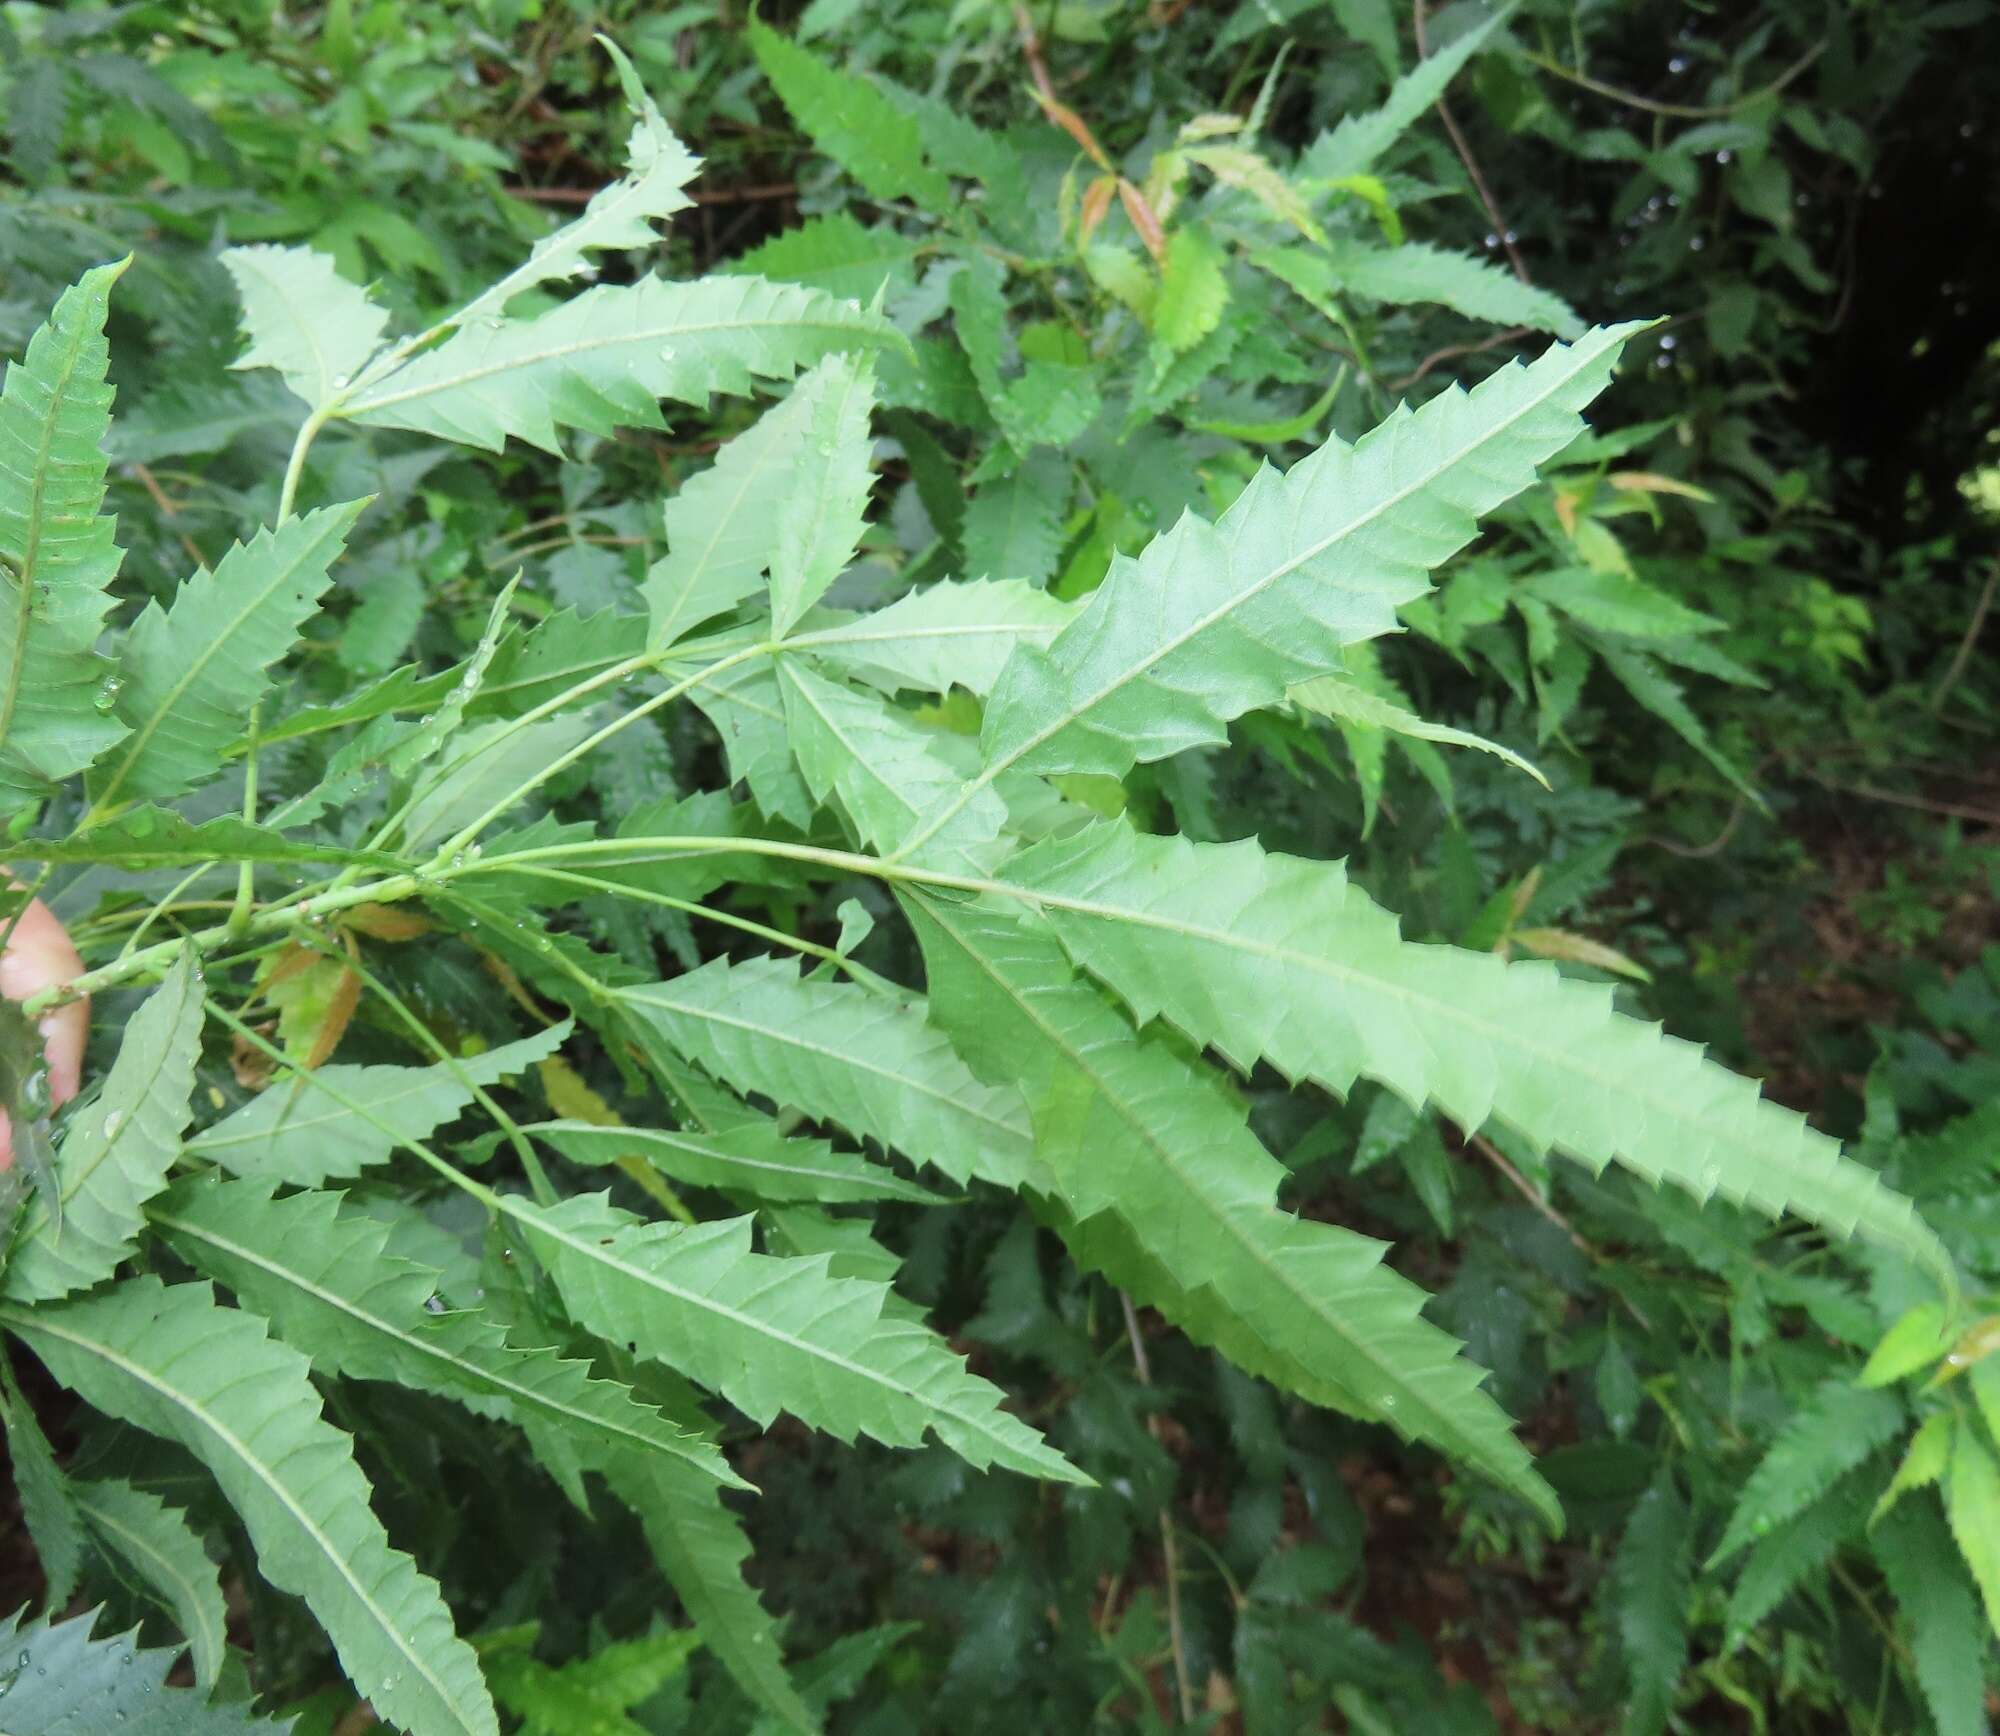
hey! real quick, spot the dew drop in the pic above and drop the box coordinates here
[1715,148,1733,165]
[17,1069,49,1118]
[92,674,125,713]
[104,1109,127,1140]
[1667,54,1689,73]
[424,1293,447,1315]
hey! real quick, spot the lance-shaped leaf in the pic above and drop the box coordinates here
[904,890,1556,1524]
[0,1278,499,1736]
[687,657,817,828]
[1270,242,1584,339]
[0,1607,285,1733]
[1299,10,1505,181]
[798,579,1075,697]
[768,352,876,635]
[453,42,698,327]
[529,1118,942,1206]
[1290,670,1547,785]
[221,245,391,412]
[0,259,131,810]
[343,275,897,454]
[91,499,366,810]
[186,1024,569,1186]
[73,1477,229,1690]
[0,1379,84,1603]
[602,1452,815,1734]
[151,1175,742,1489]
[1001,824,1954,1292]
[5,949,203,1303]
[1874,1499,1987,1736]
[776,656,1009,872]
[2,808,400,869]
[895,324,1639,860]
[499,1192,1084,1484]
[618,956,1041,1191]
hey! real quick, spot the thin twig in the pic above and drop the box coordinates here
[1468,1134,1596,1258]
[1119,1293,1194,1726]
[1387,325,1530,392]
[1519,39,1826,123]
[128,462,208,570]
[1413,1,1530,283]
[1014,1,1057,103]
[1930,559,1998,713]
[1808,776,2000,829]
[505,181,797,206]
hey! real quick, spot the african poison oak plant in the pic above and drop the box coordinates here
[0,39,1968,1736]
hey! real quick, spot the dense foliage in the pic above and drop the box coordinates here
[1,2,1998,1732]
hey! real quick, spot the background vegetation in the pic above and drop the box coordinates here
[2,0,1999,1731]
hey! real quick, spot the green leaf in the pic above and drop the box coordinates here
[1300,10,1506,181]
[1154,224,1230,356]
[1003,825,1953,1293]
[1859,1302,1953,1387]
[1290,671,1547,786]
[0,259,132,812]
[72,1477,229,1691]
[747,21,952,212]
[1709,1381,1905,1567]
[1944,1426,2000,1637]
[769,354,877,636]
[1316,242,1584,338]
[485,1624,699,1736]
[904,890,1557,1525]
[797,580,1076,698]
[1874,1496,1988,1736]
[343,276,896,455]
[396,710,601,851]
[1596,643,1761,806]
[1613,1475,1690,1736]
[731,212,927,304]
[5,950,203,1303]
[529,1118,942,1206]
[962,452,1070,589]
[185,1024,570,1186]
[1,809,397,870]
[776,657,1009,872]
[896,324,1638,859]
[453,43,698,326]
[685,658,817,829]
[221,244,390,412]
[617,957,1041,1191]
[0,1606,289,1732]
[0,1372,85,1605]
[0,1278,497,1736]
[1872,1412,1954,1526]
[1521,567,1722,639]
[91,500,367,810]
[1722,1466,1871,1646]
[151,1176,741,1490]
[602,1453,815,1734]
[502,1192,1085,1484]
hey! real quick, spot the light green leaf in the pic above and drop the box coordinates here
[895,324,1637,860]
[1859,1302,1953,1387]
[503,1192,1084,1484]
[1873,1413,1954,1526]
[344,276,896,455]
[152,1175,741,1489]
[0,259,132,811]
[776,657,1009,872]
[91,499,366,810]
[185,1024,570,1186]
[1290,671,1547,785]
[1154,224,1230,356]
[731,212,927,304]
[72,1477,229,1691]
[686,658,817,828]
[0,1606,285,1732]
[0,1278,498,1736]
[769,353,877,635]
[1944,1427,2000,1637]
[6,950,203,1304]
[797,579,1076,698]
[618,956,1041,1191]
[1522,566,1722,639]
[1315,242,1584,338]
[221,244,391,412]
[486,1624,699,1736]
[398,711,600,851]
[1003,825,1952,1294]
[529,1118,942,1206]
[905,890,1557,1525]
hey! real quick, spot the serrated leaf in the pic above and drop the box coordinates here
[221,244,390,412]
[1873,1412,1954,1526]
[617,956,1040,1191]
[1613,1475,1689,1736]
[1710,1380,1905,1567]
[1003,825,1953,1293]
[0,1606,289,1731]
[72,1478,229,1691]
[502,1192,1083,1484]
[747,22,951,212]
[529,1118,941,1206]
[151,1176,740,1490]
[602,1454,814,1734]
[343,275,895,455]
[0,1278,497,1736]
[1154,223,1230,356]
[486,1624,699,1736]
[1290,671,1547,785]
[1722,1467,1871,1646]
[687,658,817,829]
[962,453,1069,589]
[895,325,1638,859]
[1874,1496,1987,1736]
[1522,566,1722,639]
[397,710,600,851]
[185,1024,570,1186]
[904,890,1558,1525]
[0,1376,85,1605]
[799,579,1076,697]
[768,353,876,635]
[91,500,366,810]
[731,213,927,304]
[5,950,203,1303]
[2,810,397,870]
[0,259,132,812]
[1300,11,1505,181]
[776,657,1009,872]
[1944,1427,2000,1637]
[1860,1302,1953,1387]
[1317,242,1584,338]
